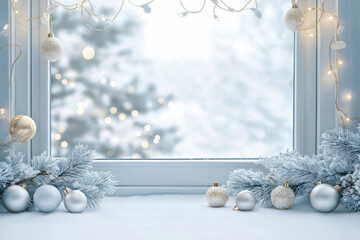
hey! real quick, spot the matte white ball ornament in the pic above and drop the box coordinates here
[64,188,87,213]
[310,182,341,213]
[41,33,63,62]
[2,184,30,213]
[206,182,229,207]
[271,180,295,210]
[284,4,305,31]
[33,185,62,212]
[234,190,256,211]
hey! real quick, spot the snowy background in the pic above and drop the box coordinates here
[51,0,293,159]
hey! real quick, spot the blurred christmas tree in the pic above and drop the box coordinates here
[51,9,180,158]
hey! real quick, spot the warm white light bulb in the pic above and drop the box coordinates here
[82,47,95,60]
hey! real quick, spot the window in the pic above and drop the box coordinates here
[50,0,293,159]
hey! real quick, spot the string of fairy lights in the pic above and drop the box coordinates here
[0,0,358,156]
[284,0,358,128]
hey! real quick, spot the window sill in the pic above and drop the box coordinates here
[93,160,263,195]
[1,195,358,240]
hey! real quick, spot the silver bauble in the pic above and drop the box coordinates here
[235,190,256,211]
[64,190,87,213]
[33,185,62,212]
[284,5,305,31]
[310,183,340,213]
[2,185,30,213]
[205,182,229,207]
[41,33,63,62]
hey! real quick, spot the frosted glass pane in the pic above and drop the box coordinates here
[51,0,293,159]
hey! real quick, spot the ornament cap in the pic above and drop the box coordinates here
[283,180,290,188]
[316,181,322,185]
[213,181,219,187]
[20,183,27,190]
[292,3,299,8]
[334,185,342,192]
[48,32,54,38]
[64,187,71,194]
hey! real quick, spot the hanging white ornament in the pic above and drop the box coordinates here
[271,180,295,210]
[178,12,188,18]
[33,184,62,212]
[250,8,262,19]
[2,184,30,213]
[331,40,347,50]
[337,25,344,35]
[41,33,63,62]
[64,188,88,213]
[234,190,256,211]
[310,182,341,213]
[284,3,305,31]
[140,4,151,14]
[206,182,229,207]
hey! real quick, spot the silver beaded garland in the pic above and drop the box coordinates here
[310,182,340,213]
[64,189,88,213]
[234,190,256,211]
[2,185,30,213]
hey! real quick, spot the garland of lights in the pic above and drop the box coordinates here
[284,0,358,128]
[0,0,358,130]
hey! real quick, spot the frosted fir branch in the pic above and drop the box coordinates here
[320,128,360,172]
[224,169,278,207]
[0,136,20,152]
[56,144,94,178]
[4,151,38,184]
[0,162,13,191]
[341,163,360,212]
[31,152,58,173]
[260,152,343,187]
[70,171,117,208]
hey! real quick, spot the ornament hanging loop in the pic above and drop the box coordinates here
[283,179,290,188]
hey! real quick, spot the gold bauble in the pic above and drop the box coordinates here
[8,115,37,142]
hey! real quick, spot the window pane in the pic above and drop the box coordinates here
[51,0,293,159]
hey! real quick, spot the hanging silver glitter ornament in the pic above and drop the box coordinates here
[2,184,30,213]
[310,182,341,213]
[41,33,63,62]
[34,185,62,212]
[64,188,87,213]
[284,3,305,31]
[234,190,256,211]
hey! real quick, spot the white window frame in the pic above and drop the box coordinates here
[1,0,338,195]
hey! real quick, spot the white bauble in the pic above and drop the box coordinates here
[235,190,256,211]
[34,185,62,212]
[64,190,87,213]
[2,185,30,213]
[41,33,63,62]
[271,182,295,210]
[284,5,305,31]
[310,183,340,213]
[206,182,229,207]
